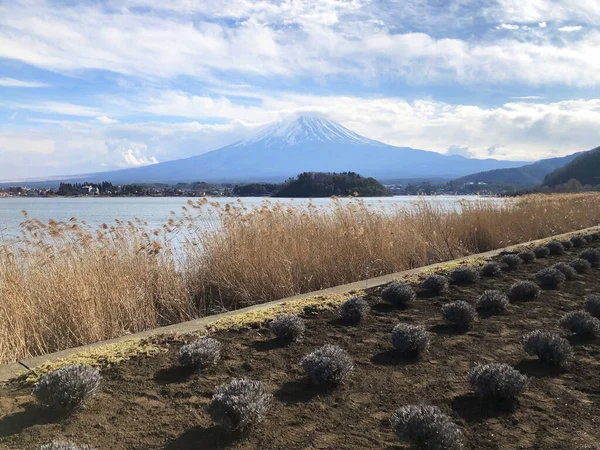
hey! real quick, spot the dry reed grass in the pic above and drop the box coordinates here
[1,193,599,363]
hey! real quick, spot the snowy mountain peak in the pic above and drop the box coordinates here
[235,115,382,148]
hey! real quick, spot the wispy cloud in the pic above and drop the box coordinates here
[558,25,583,32]
[0,77,47,88]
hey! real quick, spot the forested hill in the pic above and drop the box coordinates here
[454,152,582,186]
[543,147,600,187]
[273,172,390,197]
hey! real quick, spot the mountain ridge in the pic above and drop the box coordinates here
[4,115,528,185]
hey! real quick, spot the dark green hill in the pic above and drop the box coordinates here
[273,172,390,197]
[543,147,600,187]
[454,152,582,186]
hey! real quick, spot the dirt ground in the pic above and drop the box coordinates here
[1,243,599,450]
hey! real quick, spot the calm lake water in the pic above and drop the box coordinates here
[0,196,503,241]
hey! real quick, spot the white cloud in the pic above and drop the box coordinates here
[488,0,600,26]
[496,23,520,30]
[96,116,118,124]
[539,22,547,27]
[558,25,583,32]
[1,1,600,87]
[0,77,47,88]
[4,100,104,117]
[117,145,159,167]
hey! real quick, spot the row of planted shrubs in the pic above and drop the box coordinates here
[35,232,600,449]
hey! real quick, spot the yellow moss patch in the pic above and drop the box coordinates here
[16,339,165,385]
[205,290,363,334]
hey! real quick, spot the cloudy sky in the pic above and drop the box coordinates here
[1,0,600,179]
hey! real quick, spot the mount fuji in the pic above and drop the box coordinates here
[24,116,527,184]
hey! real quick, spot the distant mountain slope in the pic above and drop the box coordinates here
[454,152,583,186]
[8,116,527,185]
[543,147,600,187]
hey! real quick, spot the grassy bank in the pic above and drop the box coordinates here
[1,193,600,363]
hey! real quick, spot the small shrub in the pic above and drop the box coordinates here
[421,274,449,295]
[391,323,430,357]
[501,254,523,270]
[584,234,594,242]
[544,241,564,255]
[522,330,574,368]
[509,281,540,302]
[178,337,222,369]
[570,235,587,248]
[301,344,353,386]
[391,405,464,450]
[559,310,600,339]
[570,258,591,274]
[552,263,577,281]
[517,250,536,263]
[40,442,95,450]
[269,315,305,341]
[441,301,477,329]
[589,232,600,241]
[207,378,271,431]
[338,296,370,324]
[533,246,550,258]
[381,282,416,308]
[535,268,566,288]
[469,363,527,401]
[481,262,502,277]
[34,364,100,411]
[476,290,509,314]
[560,239,574,250]
[585,295,600,318]
[580,248,600,267]
[449,266,480,284]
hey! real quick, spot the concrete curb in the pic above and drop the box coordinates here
[2,225,598,383]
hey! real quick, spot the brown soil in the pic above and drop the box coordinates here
[1,245,599,450]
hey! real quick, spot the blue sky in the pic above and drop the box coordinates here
[1,0,600,179]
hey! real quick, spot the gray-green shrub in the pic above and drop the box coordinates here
[207,378,271,431]
[391,405,464,450]
[509,281,540,301]
[301,344,353,386]
[382,282,416,308]
[34,364,100,411]
[580,248,600,267]
[570,235,587,248]
[545,241,565,255]
[391,323,430,357]
[449,266,480,284]
[481,262,502,277]
[559,311,600,339]
[269,315,306,341]
[522,330,574,368]
[421,274,449,295]
[40,442,95,450]
[535,268,566,288]
[589,232,600,241]
[560,240,574,250]
[338,296,370,324]
[469,363,527,401]
[517,251,536,263]
[552,263,577,281]
[476,290,509,314]
[178,337,222,369]
[570,258,591,274]
[585,295,600,318]
[501,254,523,270]
[533,246,551,258]
[441,301,477,329]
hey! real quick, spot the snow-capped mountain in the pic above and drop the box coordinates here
[26,115,527,184]
[236,116,382,147]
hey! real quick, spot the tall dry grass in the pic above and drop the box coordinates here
[1,193,600,363]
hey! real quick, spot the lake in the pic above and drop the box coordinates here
[0,196,504,241]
